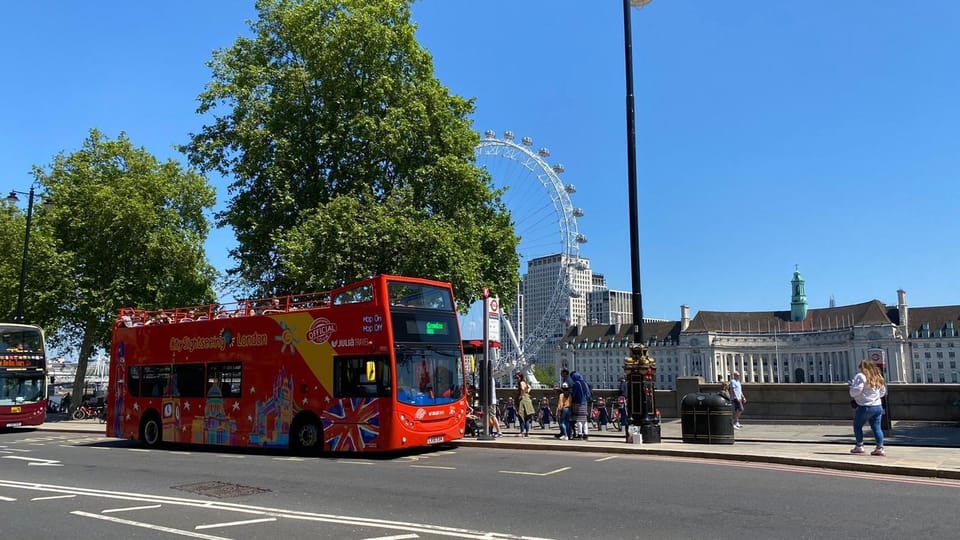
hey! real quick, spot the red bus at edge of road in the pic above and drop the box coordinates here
[107,275,468,453]
[0,323,48,428]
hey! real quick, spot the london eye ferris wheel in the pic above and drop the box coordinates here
[474,130,586,376]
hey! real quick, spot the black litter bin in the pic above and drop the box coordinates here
[680,392,735,444]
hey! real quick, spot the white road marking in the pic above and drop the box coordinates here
[31,494,76,501]
[363,535,419,540]
[102,504,163,513]
[0,496,16,501]
[409,465,456,470]
[498,466,571,477]
[2,456,62,466]
[71,511,231,540]
[195,517,277,530]
[594,456,617,462]
[3,480,555,540]
[272,457,305,462]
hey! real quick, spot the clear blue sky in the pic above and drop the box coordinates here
[3,1,958,342]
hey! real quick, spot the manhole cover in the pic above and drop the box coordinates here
[172,481,271,499]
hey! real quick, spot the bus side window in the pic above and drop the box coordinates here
[335,355,389,398]
[127,367,141,397]
[207,361,242,398]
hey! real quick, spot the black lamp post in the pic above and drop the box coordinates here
[6,186,36,323]
[622,0,661,444]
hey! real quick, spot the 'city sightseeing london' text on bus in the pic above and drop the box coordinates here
[107,275,468,453]
[0,323,48,428]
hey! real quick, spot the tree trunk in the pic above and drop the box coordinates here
[68,321,98,415]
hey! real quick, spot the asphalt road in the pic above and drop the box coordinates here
[1,429,958,539]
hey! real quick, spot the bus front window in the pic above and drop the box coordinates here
[395,347,463,406]
[0,375,44,404]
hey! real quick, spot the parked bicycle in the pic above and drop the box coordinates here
[72,402,106,423]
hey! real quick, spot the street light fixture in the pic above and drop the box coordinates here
[621,0,661,444]
[6,186,38,323]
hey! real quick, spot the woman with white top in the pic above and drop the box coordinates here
[848,360,888,456]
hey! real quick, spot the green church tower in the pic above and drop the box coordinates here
[790,266,807,322]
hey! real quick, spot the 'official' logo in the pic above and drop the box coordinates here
[306,317,337,344]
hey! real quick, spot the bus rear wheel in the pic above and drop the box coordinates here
[290,415,322,455]
[140,413,162,448]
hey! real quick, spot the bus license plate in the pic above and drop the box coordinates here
[427,435,444,444]
[6,422,21,428]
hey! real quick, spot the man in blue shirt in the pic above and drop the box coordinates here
[729,371,746,429]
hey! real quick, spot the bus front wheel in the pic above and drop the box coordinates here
[291,415,322,454]
[140,413,162,448]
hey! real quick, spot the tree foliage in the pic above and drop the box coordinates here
[183,0,519,310]
[0,199,72,329]
[34,129,218,403]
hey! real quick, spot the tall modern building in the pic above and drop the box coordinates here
[588,288,633,325]
[507,254,591,378]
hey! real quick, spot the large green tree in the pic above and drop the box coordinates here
[183,0,519,310]
[35,129,218,406]
[0,198,72,329]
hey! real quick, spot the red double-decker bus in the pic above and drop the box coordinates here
[106,275,468,453]
[0,323,48,428]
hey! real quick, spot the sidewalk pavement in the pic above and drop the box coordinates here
[34,416,960,480]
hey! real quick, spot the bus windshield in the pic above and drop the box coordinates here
[0,375,44,405]
[395,346,464,406]
[388,282,454,310]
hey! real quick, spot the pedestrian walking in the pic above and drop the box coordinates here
[615,395,629,432]
[594,397,609,432]
[849,360,888,456]
[487,384,503,438]
[729,371,746,429]
[570,370,591,440]
[554,383,573,440]
[538,397,552,429]
[504,397,517,429]
[515,372,535,438]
